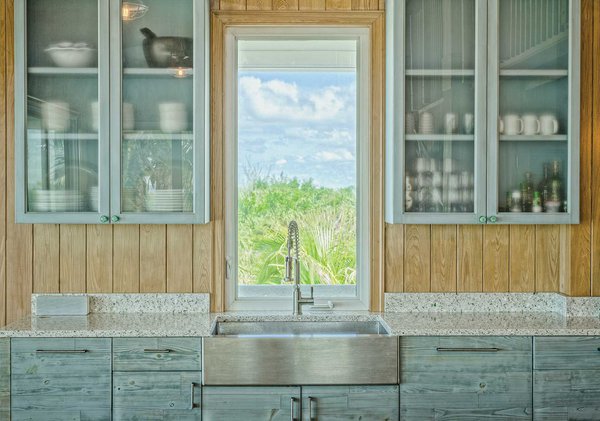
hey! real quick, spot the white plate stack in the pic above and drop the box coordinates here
[89,186,98,211]
[30,190,86,212]
[145,189,185,212]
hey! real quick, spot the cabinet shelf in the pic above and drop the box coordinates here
[123,131,193,140]
[406,134,474,142]
[123,68,194,77]
[499,135,567,142]
[36,132,99,140]
[405,69,475,77]
[499,69,568,77]
[28,67,98,75]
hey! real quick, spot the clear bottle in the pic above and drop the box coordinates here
[532,191,543,213]
[522,172,534,212]
[545,160,563,213]
[538,163,550,211]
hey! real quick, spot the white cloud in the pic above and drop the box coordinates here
[239,76,348,122]
[276,159,287,165]
[314,149,354,162]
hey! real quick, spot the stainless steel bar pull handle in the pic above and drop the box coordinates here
[436,347,501,353]
[143,349,173,353]
[35,350,88,354]
[290,397,299,421]
[190,382,199,409]
[308,396,316,421]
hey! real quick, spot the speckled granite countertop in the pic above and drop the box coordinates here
[1,293,599,337]
[2,311,600,337]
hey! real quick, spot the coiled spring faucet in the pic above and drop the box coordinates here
[284,221,314,315]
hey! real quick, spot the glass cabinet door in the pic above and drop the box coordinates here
[110,0,209,224]
[15,0,110,223]
[487,0,580,224]
[386,0,487,224]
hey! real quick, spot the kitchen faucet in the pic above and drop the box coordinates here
[284,220,314,315]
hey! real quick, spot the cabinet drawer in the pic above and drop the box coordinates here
[534,336,600,370]
[11,338,111,420]
[113,371,201,420]
[113,338,201,371]
[401,336,532,372]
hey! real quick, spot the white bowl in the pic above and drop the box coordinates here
[46,46,96,68]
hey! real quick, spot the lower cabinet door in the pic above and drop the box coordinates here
[202,386,301,421]
[113,371,202,420]
[0,338,9,421]
[11,338,112,421]
[400,336,533,420]
[534,336,600,420]
[301,385,399,421]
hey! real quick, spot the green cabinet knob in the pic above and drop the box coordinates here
[99,215,109,224]
[111,215,121,223]
[489,215,498,223]
[478,216,487,224]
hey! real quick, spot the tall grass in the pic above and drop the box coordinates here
[238,175,356,285]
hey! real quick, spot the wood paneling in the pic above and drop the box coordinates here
[299,0,325,10]
[431,225,457,292]
[509,225,535,292]
[33,225,59,293]
[166,226,193,293]
[592,0,600,297]
[113,225,140,293]
[0,1,599,327]
[5,0,31,324]
[536,225,561,292]
[482,226,509,292]
[403,225,431,292]
[139,225,166,293]
[385,224,403,293]
[0,0,7,327]
[457,225,483,292]
[247,0,273,10]
[86,225,113,293]
[566,0,593,296]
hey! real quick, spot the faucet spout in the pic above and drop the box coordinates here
[283,220,314,315]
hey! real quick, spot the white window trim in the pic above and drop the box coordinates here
[224,26,371,312]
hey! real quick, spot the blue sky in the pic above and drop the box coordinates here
[238,71,357,189]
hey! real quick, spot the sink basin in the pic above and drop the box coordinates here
[203,318,398,386]
[213,320,390,336]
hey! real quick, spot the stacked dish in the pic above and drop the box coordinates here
[145,189,185,212]
[30,190,86,212]
[45,42,96,68]
[89,186,98,212]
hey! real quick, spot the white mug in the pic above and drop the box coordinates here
[444,112,458,135]
[499,114,523,136]
[159,102,187,132]
[522,113,541,135]
[463,113,474,135]
[540,113,559,135]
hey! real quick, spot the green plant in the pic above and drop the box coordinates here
[238,174,356,286]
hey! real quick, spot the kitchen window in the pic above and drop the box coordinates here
[224,26,371,311]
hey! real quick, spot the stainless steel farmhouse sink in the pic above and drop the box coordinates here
[202,319,398,385]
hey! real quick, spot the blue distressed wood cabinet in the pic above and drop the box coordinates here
[112,338,202,420]
[10,338,112,421]
[14,0,210,224]
[400,336,533,419]
[0,338,9,421]
[533,336,600,420]
[386,0,581,225]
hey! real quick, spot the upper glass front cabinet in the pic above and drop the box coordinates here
[15,0,209,224]
[386,0,580,224]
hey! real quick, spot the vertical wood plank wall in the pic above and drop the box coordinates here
[0,0,598,325]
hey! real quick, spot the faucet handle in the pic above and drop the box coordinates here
[309,286,314,298]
